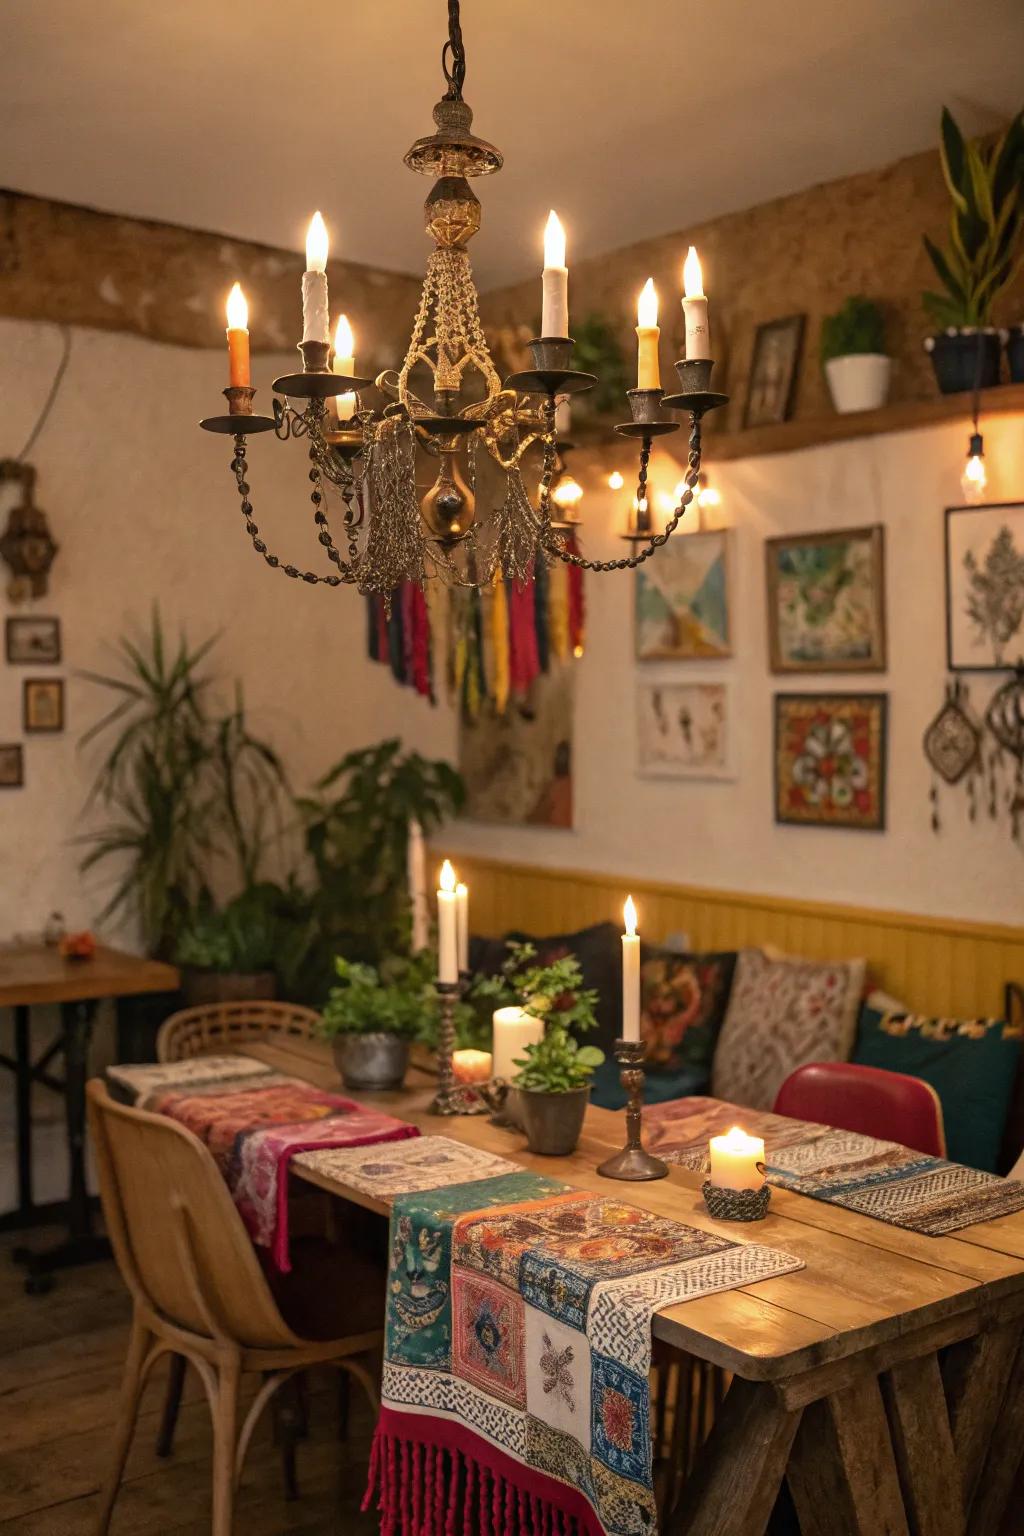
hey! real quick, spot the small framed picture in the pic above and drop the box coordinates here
[5,615,61,665]
[766,524,887,673]
[945,502,1024,672]
[0,744,24,788]
[774,691,888,831]
[23,677,65,734]
[637,678,735,780]
[743,315,806,429]
[635,529,732,660]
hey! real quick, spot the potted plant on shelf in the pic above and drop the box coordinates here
[922,106,1024,394]
[174,882,315,1006]
[317,951,438,1091]
[820,296,891,413]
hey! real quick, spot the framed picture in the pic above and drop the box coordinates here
[23,677,65,733]
[945,502,1024,671]
[5,615,61,665]
[635,529,732,660]
[774,692,888,831]
[766,524,886,673]
[0,744,24,788]
[743,314,805,429]
[636,678,735,780]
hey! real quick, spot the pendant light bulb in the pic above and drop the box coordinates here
[961,431,987,503]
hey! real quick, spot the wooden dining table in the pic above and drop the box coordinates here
[223,1033,1024,1536]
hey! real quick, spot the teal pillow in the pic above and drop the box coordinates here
[854,1005,1022,1172]
[590,1058,707,1112]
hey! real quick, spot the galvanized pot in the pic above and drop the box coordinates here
[517,1085,590,1156]
[333,1032,410,1091]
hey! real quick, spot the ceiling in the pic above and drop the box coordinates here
[2,0,1021,291]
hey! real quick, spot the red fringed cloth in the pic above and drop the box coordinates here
[363,1173,802,1535]
[148,1077,419,1270]
[508,575,540,696]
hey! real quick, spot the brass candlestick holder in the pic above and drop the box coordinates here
[431,978,489,1116]
[597,1039,668,1181]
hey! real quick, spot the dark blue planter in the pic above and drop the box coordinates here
[926,330,1002,394]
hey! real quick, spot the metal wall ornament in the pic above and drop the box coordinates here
[0,461,59,601]
[985,664,1024,841]
[199,0,727,599]
[922,679,983,831]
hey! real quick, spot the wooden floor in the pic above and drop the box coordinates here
[0,1229,378,1535]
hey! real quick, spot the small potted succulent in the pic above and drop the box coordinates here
[922,107,1024,394]
[820,297,890,413]
[472,942,604,1156]
[317,952,436,1091]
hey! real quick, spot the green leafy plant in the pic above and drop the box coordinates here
[174,882,315,988]
[513,1027,604,1093]
[820,296,886,365]
[317,952,438,1042]
[470,940,604,1091]
[564,313,629,417]
[923,107,1024,328]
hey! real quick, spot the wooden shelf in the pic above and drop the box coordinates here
[705,382,1024,463]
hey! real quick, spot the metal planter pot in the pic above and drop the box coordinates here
[333,1032,410,1091]
[925,330,1002,395]
[516,1085,591,1157]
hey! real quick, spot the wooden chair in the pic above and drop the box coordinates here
[87,1079,382,1536]
[157,999,321,1062]
[773,1060,947,1157]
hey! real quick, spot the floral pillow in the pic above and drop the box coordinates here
[712,948,865,1110]
[640,947,737,1077]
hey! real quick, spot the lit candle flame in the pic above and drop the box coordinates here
[607,471,624,490]
[456,882,467,898]
[683,246,704,299]
[624,895,637,937]
[544,210,566,270]
[333,314,354,358]
[551,475,583,510]
[439,859,457,894]
[306,211,329,273]
[226,282,248,331]
[720,1126,761,1152]
[637,277,658,329]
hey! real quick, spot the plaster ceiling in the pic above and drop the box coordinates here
[2,0,1022,291]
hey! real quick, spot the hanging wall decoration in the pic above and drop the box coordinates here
[922,678,983,831]
[0,461,59,602]
[985,664,1024,842]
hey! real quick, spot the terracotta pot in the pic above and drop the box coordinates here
[925,329,1001,394]
[517,1085,590,1156]
[333,1032,410,1091]
[181,967,276,1007]
[824,353,891,413]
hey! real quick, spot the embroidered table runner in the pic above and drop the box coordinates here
[107,1052,275,1105]
[296,1135,521,1200]
[364,1171,803,1536]
[110,1062,419,1268]
[645,1096,1024,1236]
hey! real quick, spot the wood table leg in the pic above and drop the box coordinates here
[788,1377,910,1536]
[666,1377,801,1536]
[881,1354,965,1536]
[967,1326,1024,1536]
[943,1322,1022,1512]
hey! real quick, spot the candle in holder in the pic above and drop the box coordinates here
[302,211,330,346]
[709,1126,765,1191]
[635,278,660,390]
[492,1005,544,1082]
[225,283,250,388]
[452,1048,493,1084]
[437,859,459,985]
[331,313,356,421]
[622,895,640,1042]
[681,246,710,361]
[541,210,569,337]
[455,882,469,974]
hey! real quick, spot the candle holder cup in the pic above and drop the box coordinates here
[432,978,490,1116]
[200,386,277,436]
[272,340,374,400]
[615,388,679,440]
[597,1039,669,1181]
[505,337,597,399]
[701,1179,772,1222]
[661,356,730,418]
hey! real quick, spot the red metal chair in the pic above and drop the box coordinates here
[772,1061,946,1157]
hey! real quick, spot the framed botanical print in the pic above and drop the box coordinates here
[0,744,24,788]
[5,615,61,665]
[23,677,65,733]
[774,692,888,831]
[945,502,1024,671]
[743,314,805,429]
[766,524,886,673]
[635,529,732,660]
[636,678,735,780]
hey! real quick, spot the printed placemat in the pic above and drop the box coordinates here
[296,1135,521,1201]
[106,1053,274,1106]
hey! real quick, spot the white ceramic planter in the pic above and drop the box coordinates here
[825,353,891,414]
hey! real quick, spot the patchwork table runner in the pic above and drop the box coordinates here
[106,1052,275,1105]
[296,1135,521,1201]
[363,1171,802,1536]
[112,1062,419,1269]
[645,1096,1024,1236]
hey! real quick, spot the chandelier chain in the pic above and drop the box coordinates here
[231,439,344,587]
[442,0,466,100]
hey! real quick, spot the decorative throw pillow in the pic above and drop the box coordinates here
[640,946,737,1077]
[854,1005,1023,1172]
[711,948,865,1111]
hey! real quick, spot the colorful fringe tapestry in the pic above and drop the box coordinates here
[363,1172,802,1536]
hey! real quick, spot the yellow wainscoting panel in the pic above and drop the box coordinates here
[442,853,1024,1020]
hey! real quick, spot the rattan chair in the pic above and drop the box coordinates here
[157,999,322,1063]
[87,1079,382,1536]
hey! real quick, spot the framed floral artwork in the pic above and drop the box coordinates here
[766,524,886,672]
[774,692,888,831]
[23,677,64,733]
[945,502,1024,672]
[635,530,732,660]
[636,679,735,780]
[743,314,805,429]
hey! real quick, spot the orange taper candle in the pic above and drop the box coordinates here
[225,283,250,388]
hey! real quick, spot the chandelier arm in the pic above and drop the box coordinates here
[544,415,703,573]
[229,438,349,587]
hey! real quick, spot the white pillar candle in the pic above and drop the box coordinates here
[681,245,711,361]
[709,1127,766,1191]
[437,859,459,984]
[407,819,429,953]
[302,211,330,346]
[455,883,469,974]
[331,313,356,421]
[541,210,569,338]
[622,895,641,1042]
[492,1005,544,1081]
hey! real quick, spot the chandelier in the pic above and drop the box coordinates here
[199,0,728,597]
